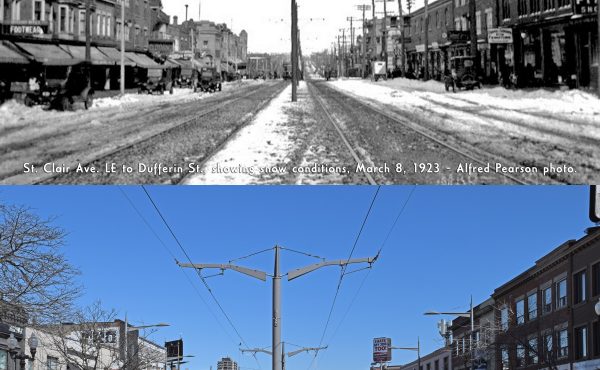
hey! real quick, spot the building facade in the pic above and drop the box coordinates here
[492,227,600,370]
[0,301,28,370]
[217,357,238,370]
[400,347,453,370]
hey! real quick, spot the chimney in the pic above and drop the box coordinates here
[173,16,178,26]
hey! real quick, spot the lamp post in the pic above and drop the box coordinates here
[7,333,38,370]
[123,318,169,370]
[425,296,475,370]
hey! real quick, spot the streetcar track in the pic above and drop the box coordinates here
[307,83,377,185]
[176,82,290,185]
[312,81,540,185]
[32,82,287,185]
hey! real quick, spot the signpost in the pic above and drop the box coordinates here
[487,28,513,44]
[591,185,600,223]
[373,337,392,363]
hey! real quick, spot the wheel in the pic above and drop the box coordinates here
[84,94,94,110]
[169,86,174,95]
[218,84,222,92]
[24,95,34,107]
[60,96,70,111]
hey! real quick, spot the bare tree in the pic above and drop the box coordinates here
[0,203,81,323]
[44,302,165,370]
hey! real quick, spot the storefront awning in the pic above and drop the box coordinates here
[125,52,163,68]
[14,42,79,66]
[97,47,135,66]
[59,45,115,65]
[0,42,29,64]
[162,58,180,68]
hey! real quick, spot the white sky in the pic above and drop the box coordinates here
[162,0,425,54]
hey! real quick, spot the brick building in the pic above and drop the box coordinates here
[399,347,453,370]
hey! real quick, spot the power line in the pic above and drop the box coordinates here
[140,186,262,370]
[308,186,382,370]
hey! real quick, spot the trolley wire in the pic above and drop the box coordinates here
[229,247,274,264]
[307,186,381,369]
[280,246,325,261]
[308,186,417,370]
[140,186,263,370]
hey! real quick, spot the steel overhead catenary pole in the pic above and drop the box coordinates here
[178,247,376,370]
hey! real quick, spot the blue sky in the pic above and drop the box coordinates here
[0,186,594,370]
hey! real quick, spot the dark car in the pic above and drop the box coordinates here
[444,56,482,92]
[138,68,174,95]
[195,67,222,93]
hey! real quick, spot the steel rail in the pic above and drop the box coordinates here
[36,81,287,185]
[311,81,536,185]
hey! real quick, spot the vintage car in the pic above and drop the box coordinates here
[372,61,387,82]
[175,62,197,88]
[50,64,95,110]
[138,68,174,95]
[444,56,482,92]
[195,67,222,93]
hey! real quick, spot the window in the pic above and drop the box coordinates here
[485,9,493,31]
[443,357,448,370]
[79,10,85,35]
[501,306,509,330]
[594,321,600,357]
[518,0,528,16]
[501,347,509,369]
[502,0,511,19]
[528,292,538,320]
[455,0,460,6]
[34,0,43,21]
[543,286,552,314]
[47,357,59,370]
[461,17,468,31]
[542,0,556,10]
[530,0,541,13]
[558,329,568,358]
[593,263,600,296]
[475,11,481,34]
[516,299,525,325]
[528,337,538,364]
[544,333,553,359]
[0,350,7,370]
[59,6,68,33]
[106,16,111,37]
[445,8,449,25]
[557,278,567,308]
[434,360,439,370]
[454,18,461,30]
[575,326,588,359]
[11,0,20,21]
[557,0,571,7]
[574,270,587,304]
[516,344,525,367]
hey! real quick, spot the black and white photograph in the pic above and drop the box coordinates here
[0,0,599,184]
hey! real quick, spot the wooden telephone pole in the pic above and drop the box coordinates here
[291,0,298,102]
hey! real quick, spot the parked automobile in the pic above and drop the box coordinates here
[138,68,174,95]
[444,56,482,92]
[195,67,222,93]
[176,66,197,88]
[49,64,95,111]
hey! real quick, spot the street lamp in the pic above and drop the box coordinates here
[7,333,38,370]
[123,318,170,370]
[425,296,475,370]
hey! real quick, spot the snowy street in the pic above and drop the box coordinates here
[1,74,598,184]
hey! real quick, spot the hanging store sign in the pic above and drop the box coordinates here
[3,21,48,35]
[415,44,425,53]
[447,31,470,42]
[590,185,600,223]
[488,28,513,44]
[575,0,597,14]
[373,337,392,363]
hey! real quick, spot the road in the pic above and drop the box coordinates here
[1,75,594,184]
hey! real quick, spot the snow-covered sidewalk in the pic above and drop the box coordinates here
[329,77,600,183]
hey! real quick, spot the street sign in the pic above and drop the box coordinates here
[488,28,513,44]
[165,339,183,360]
[373,337,392,363]
[590,185,600,223]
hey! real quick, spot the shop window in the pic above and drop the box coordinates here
[0,349,7,370]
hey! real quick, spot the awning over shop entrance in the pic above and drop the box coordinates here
[97,47,135,66]
[125,52,162,68]
[14,42,78,66]
[59,45,115,65]
[0,42,29,64]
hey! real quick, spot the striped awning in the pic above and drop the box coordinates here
[125,52,163,69]
[97,47,135,66]
[59,45,114,65]
[0,42,29,64]
[14,42,78,66]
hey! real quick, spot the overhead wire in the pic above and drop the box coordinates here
[307,186,381,370]
[308,186,417,370]
[140,186,263,370]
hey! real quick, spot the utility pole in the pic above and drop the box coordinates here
[342,28,346,76]
[371,0,376,76]
[423,0,429,80]
[469,0,478,74]
[382,0,388,75]
[178,246,376,370]
[357,5,371,78]
[85,0,91,63]
[397,0,405,76]
[337,35,341,77]
[291,0,298,102]
[120,0,125,95]
[347,17,354,69]
[597,0,599,95]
